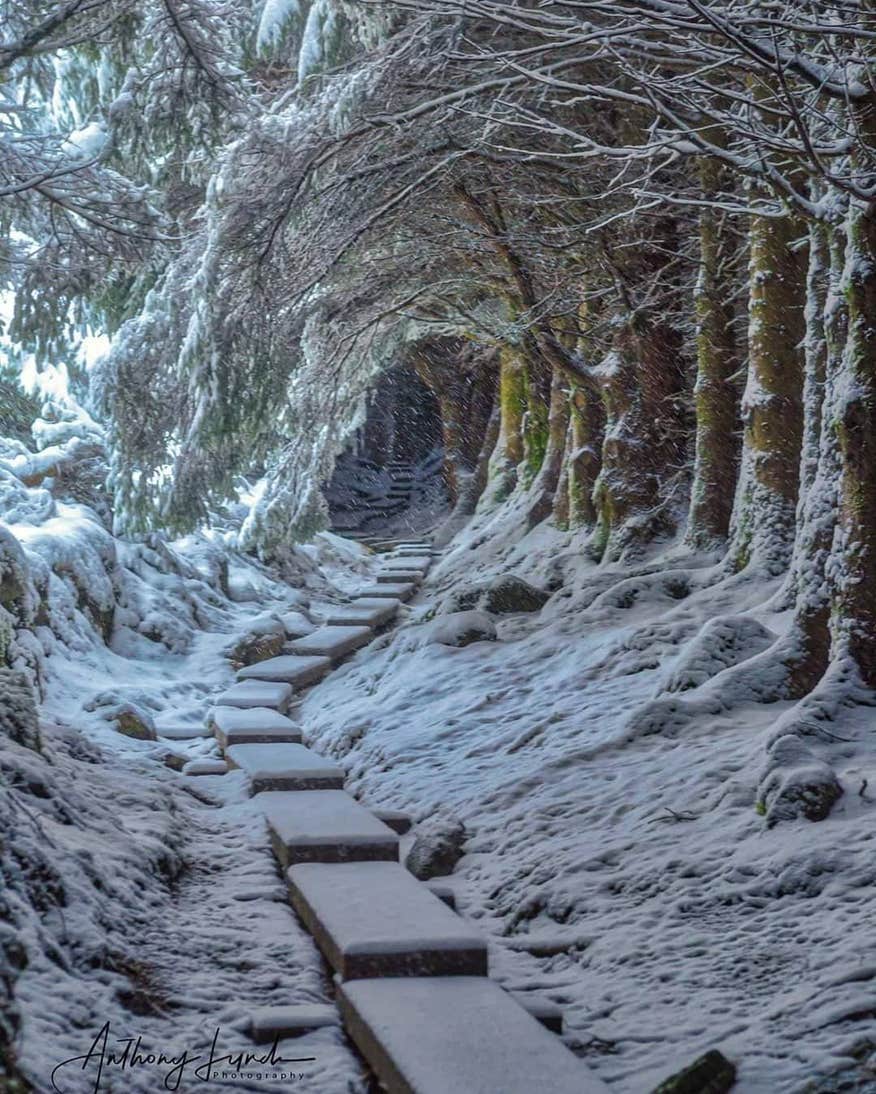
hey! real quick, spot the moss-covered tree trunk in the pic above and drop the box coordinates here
[566,386,603,527]
[730,206,807,573]
[777,217,845,693]
[488,344,527,496]
[590,313,685,561]
[831,96,876,685]
[526,367,570,528]
[686,156,741,548]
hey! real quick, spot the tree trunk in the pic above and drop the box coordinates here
[686,156,741,547]
[832,120,876,685]
[526,368,570,528]
[731,207,807,573]
[566,386,602,528]
[488,344,526,494]
[591,313,685,561]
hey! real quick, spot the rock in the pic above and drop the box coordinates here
[652,1049,736,1093]
[766,763,843,826]
[227,631,285,667]
[425,611,496,648]
[162,751,187,772]
[448,574,549,616]
[482,575,549,614]
[0,669,40,751]
[406,816,467,880]
[109,703,157,741]
[760,735,843,826]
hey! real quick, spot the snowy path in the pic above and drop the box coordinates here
[198,540,608,1094]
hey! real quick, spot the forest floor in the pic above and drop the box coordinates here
[7,507,876,1093]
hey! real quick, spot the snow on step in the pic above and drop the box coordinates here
[375,570,423,585]
[157,724,214,740]
[286,861,487,981]
[215,679,293,712]
[260,790,399,867]
[356,583,415,601]
[288,625,373,661]
[183,759,228,776]
[323,599,399,628]
[237,654,332,688]
[382,557,430,571]
[372,808,412,835]
[211,706,301,749]
[225,743,344,794]
[424,880,455,910]
[249,1004,339,1044]
[337,977,609,1094]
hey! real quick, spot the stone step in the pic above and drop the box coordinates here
[288,625,373,662]
[156,724,214,740]
[261,790,400,868]
[249,1005,340,1044]
[322,599,399,628]
[215,680,293,712]
[237,654,332,688]
[337,977,609,1094]
[211,706,301,749]
[511,995,564,1034]
[287,861,487,981]
[372,808,412,835]
[183,759,228,777]
[423,880,455,911]
[357,583,416,601]
[226,743,345,794]
[375,570,423,585]
[382,557,430,571]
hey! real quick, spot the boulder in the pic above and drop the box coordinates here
[227,631,285,667]
[448,574,549,616]
[760,734,843,826]
[482,575,549,614]
[406,816,467,880]
[109,703,157,741]
[425,611,496,648]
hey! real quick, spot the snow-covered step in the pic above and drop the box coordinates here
[372,808,412,835]
[322,599,399,629]
[225,743,344,795]
[382,557,430,571]
[511,995,564,1034]
[337,977,609,1094]
[375,570,423,585]
[237,654,332,688]
[249,1004,339,1044]
[260,790,399,867]
[356,582,416,601]
[211,706,301,749]
[288,625,373,662]
[183,759,228,777]
[424,880,455,910]
[287,861,487,981]
[157,724,214,740]
[215,680,293,712]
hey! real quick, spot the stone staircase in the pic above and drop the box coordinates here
[175,539,607,1094]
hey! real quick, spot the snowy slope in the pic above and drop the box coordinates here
[301,516,876,1093]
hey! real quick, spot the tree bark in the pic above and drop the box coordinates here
[686,156,741,548]
[730,206,807,573]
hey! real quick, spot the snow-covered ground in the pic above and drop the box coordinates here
[1,409,377,1091]
[302,508,876,1094]
[4,404,876,1093]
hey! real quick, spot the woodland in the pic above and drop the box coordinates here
[3,2,876,1092]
